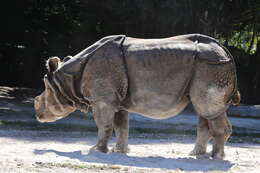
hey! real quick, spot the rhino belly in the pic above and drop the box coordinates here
[125,94,190,119]
[122,67,193,119]
[122,65,193,119]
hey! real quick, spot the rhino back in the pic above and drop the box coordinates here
[122,37,196,117]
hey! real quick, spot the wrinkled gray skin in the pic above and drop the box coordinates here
[34,34,240,160]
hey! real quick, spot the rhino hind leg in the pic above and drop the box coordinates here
[190,116,212,156]
[190,90,232,159]
[189,61,235,159]
[208,112,232,159]
[112,110,130,153]
[91,102,115,153]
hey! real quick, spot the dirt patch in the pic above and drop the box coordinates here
[0,130,260,173]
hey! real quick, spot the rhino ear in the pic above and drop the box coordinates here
[63,55,72,62]
[46,57,61,73]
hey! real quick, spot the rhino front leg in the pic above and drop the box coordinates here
[190,116,212,156]
[112,110,129,153]
[91,102,115,153]
[208,112,232,159]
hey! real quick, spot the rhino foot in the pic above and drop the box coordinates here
[189,147,207,156]
[212,150,225,160]
[90,145,109,153]
[111,145,130,153]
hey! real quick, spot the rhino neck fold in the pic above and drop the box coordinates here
[51,70,91,113]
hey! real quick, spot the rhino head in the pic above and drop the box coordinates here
[34,57,76,123]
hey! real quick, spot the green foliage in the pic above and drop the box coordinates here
[229,29,259,54]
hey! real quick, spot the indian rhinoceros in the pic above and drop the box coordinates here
[34,34,240,159]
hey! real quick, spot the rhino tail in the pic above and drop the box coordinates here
[231,90,241,106]
[220,45,240,106]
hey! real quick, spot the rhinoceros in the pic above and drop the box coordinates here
[34,34,240,159]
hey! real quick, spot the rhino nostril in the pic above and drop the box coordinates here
[36,115,45,123]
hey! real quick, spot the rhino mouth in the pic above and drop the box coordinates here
[35,114,62,123]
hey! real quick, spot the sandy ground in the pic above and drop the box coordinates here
[0,130,260,173]
[0,86,260,173]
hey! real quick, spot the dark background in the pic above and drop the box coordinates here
[0,0,259,104]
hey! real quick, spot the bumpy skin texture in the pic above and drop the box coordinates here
[34,34,239,159]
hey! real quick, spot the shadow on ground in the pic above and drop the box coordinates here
[34,149,234,172]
